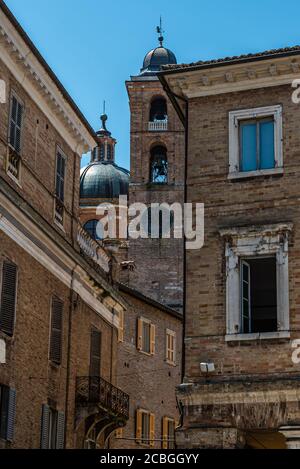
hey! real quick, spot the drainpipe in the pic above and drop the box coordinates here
[64,265,78,448]
[161,79,189,425]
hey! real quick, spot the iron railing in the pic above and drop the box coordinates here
[76,376,129,420]
[148,120,168,131]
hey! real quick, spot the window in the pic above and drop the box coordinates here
[149,97,167,122]
[49,297,63,365]
[118,310,124,343]
[7,93,23,180]
[137,318,155,355]
[90,328,101,377]
[241,258,277,334]
[0,385,16,442]
[162,417,175,449]
[0,261,18,336]
[40,405,65,449]
[107,144,113,161]
[83,219,104,240]
[9,93,23,153]
[166,330,176,365]
[150,146,168,183]
[54,148,66,226]
[229,105,283,178]
[220,223,292,341]
[136,409,155,446]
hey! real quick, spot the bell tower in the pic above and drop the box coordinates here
[125,23,185,311]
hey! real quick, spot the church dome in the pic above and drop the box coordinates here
[80,113,129,202]
[140,46,177,75]
[80,162,129,201]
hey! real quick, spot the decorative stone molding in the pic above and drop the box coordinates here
[165,55,300,99]
[0,10,96,154]
[219,223,293,340]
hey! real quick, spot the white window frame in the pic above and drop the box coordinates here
[220,223,292,342]
[228,105,283,179]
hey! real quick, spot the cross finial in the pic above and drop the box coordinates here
[156,16,164,46]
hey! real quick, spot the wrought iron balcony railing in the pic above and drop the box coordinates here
[76,376,129,420]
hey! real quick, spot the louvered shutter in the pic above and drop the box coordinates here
[137,318,142,351]
[40,404,50,449]
[136,410,142,444]
[90,329,101,377]
[149,413,155,447]
[0,261,17,336]
[49,297,63,364]
[162,417,168,449]
[0,385,9,439]
[56,411,65,449]
[6,388,16,441]
[56,151,65,202]
[9,95,23,153]
[118,310,124,342]
[150,324,156,355]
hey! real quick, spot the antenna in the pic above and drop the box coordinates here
[156,16,164,46]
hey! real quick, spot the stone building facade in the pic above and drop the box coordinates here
[161,46,300,448]
[0,2,128,449]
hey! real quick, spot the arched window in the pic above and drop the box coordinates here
[150,146,168,184]
[149,97,167,122]
[84,219,104,240]
[141,206,174,238]
[107,144,113,161]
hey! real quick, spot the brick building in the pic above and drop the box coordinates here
[160,46,300,448]
[125,32,185,312]
[0,1,129,449]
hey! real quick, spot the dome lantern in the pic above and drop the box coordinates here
[140,19,177,76]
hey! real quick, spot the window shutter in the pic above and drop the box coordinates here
[137,318,142,351]
[241,260,251,334]
[136,410,142,443]
[6,388,16,441]
[56,151,66,202]
[9,96,23,153]
[150,413,155,447]
[56,411,65,449]
[0,385,9,439]
[49,297,63,364]
[90,329,101,377]
[118,310,124,343]
[40,404,50,449]
[0,261,17,336]
[150,324,156,355]
[162,417,168,449]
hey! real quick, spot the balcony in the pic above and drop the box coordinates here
[77,224,110,274]
[148,120,168,132]
[76,376,129,421]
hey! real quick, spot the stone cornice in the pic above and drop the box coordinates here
[163,55,300,99]
[0,8,96,154]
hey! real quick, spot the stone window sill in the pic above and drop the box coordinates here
[225,331,290,342]
[228,167,283,181]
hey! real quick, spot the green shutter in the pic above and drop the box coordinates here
[0,261,17,336]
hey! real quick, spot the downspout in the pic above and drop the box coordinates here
[64,265,77,448]
[160,75,188,425]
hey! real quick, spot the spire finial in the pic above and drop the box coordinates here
[156,16,164,46]
[100,100,108,130]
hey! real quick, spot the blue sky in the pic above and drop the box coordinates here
[5,0,300,169]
